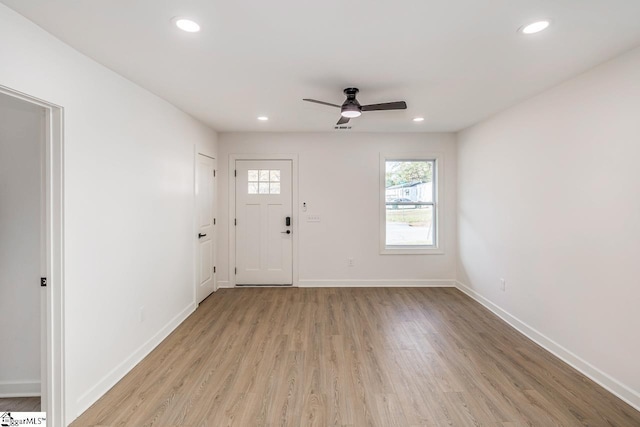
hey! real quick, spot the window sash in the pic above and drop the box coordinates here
[385,203,437,248]
[381,154,441,254]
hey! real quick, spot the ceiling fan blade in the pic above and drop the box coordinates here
[303,99,341,108]
[336,116,350,125]
[361,101,407,111]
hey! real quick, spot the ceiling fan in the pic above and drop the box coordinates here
[303,88,407,125]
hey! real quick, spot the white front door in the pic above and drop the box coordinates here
[196,154,216,302]
[235,160,293,285]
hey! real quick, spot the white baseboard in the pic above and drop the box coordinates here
[455,281,640,412]
[219,279,456,288]
[299,279,456,287]
[74,302,197,417]
[0,380,40,397]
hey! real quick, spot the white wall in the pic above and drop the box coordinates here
[457,46,640,409]
[218,132,457,287]
[0,4,217,423]
[0,94,44,397]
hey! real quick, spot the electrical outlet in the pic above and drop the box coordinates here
[139,306,145,323]
[500,278,506,291]
[348,258,354,267]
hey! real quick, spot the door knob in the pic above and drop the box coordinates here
[281,230,291,234]
[198,233,207,238]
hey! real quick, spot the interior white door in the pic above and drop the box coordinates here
[236,160,293,285]
[196,154,216,303]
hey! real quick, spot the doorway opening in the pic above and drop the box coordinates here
[0,86,65,425]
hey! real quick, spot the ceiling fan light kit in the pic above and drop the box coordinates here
[303,87,407,126]
[341,107,362,118]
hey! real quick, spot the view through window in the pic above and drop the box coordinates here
[385,160,435,247]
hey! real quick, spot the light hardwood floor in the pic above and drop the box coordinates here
[0,396,40,412]
[71,288,640,426]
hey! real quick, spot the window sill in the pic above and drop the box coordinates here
[381,247,444,255]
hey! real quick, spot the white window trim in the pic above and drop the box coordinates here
[379,152,444,255]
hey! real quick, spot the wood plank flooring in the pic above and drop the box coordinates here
[71,288,640,426]
[0,396,40,412]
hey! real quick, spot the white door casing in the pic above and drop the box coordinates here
[196,154,216,302]
[235,160,293,285]
[0,85,65,425]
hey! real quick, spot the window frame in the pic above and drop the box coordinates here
[379,153,444,255]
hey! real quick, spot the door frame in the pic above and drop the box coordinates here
[194,152,217,301]
[0,85,66,425]
[228,154,299,287]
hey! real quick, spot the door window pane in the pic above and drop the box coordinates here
[248,169,282,194]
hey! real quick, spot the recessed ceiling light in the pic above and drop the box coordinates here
[257,116,269,121]
[174,18,200,33]
[413,117,425,122]
[519,20,550,35]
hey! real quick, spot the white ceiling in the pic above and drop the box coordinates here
[3,0,640,132]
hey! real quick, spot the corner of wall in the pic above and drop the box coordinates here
[454,280,640,411]
[70,302,196,423]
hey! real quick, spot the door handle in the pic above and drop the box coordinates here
[198,233,207,238]
[281,230,291,234]
[286,216,291,226]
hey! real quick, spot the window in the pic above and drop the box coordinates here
[380,155,441,254]
[248,169,280,194]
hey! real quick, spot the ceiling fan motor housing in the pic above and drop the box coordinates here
[343,87,360,99]
[341,87,362,117]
